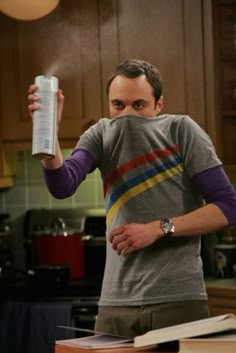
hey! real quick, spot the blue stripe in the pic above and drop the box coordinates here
[106,155,182,211]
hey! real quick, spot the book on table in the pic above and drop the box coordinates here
[56,313,236,350]
[134,312,236,347]
[56,327,134,349]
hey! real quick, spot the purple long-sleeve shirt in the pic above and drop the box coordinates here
[43,148,236,225]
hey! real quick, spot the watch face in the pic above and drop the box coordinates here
[161,219,175,236]
[164,221,173,233]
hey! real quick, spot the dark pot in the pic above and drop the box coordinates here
[28,264,70,285]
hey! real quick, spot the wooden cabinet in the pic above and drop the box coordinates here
[0,150,16,188]
[212,0,236,180]
[0,119,16,187]
[0,94,16,187]
[0,0,102,150]
[207,283,236,316]
[0,0,219,153]
[99,0,208,130]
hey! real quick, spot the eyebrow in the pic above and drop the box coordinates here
[111,99,146,104]
[111,99,123,104]
[133,99,146,103]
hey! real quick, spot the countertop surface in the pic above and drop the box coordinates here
[205,277,236,288]
[0,275,236,301]
[0,273,103,300]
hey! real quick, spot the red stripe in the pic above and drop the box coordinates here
[104,145,179,196]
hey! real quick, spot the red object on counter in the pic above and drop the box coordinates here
[31,234,84,279]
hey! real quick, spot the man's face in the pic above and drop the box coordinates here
[108,74,163,118]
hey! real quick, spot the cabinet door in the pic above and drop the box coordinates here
[0,0,211,150]
[208,295,236,316]
[214,1,236,165]
[99,0,206,129]
[0,0,102,146]
[0,145,16,187]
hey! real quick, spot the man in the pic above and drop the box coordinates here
[28,59,236,336]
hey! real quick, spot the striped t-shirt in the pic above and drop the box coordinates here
[76,114,221,306]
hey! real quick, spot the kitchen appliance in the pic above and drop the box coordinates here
[23,208,106,282]
[82,215,106,277]
[0,213,13,280]
[30,220,84,280]
[28,264,70,285]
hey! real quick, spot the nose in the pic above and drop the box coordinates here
[123,106,137,115]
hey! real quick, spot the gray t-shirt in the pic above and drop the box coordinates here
[76,114,221,306]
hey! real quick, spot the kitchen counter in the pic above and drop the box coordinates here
[205,277,236,316]
[1,275,236,301]
[1,274,236,300]
[205,277,236,299]
[1,276,234,353]
[0,273,103,300]
[205,277,236,288]
[0,273,103,353]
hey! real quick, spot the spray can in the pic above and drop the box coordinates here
[32,75,58,160]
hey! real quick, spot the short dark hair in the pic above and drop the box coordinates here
[106,59,163,103]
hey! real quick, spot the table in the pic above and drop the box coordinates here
[55,345,163,353]
[206,278,236,316]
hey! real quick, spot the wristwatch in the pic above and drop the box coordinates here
[160,218,175,237]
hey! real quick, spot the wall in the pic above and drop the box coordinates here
[0,150,104,269]
[0,150,104,218]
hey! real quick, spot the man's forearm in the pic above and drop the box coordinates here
[157,203,228,238]
[109,203,228,256]
[42,148,96,198]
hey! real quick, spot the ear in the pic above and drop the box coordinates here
[155,96,163,114]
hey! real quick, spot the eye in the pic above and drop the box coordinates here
[112,100,124,110]
[133,100,145,109]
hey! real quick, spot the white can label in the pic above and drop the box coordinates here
[32,89,57,159]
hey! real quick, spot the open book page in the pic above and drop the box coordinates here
[134,313,236,347]
[57,314,236,349]
[57,325,129,337]
[56,326,133,349]
[56,335,133,349]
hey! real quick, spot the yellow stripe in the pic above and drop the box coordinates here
[107,164,184,224]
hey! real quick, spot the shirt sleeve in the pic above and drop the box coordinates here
[177,116,222,178]
[192,165,236,225]
[42,148,96,198]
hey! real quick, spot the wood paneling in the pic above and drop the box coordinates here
[0,0,215,152]
[0,0,102,144]
[116,0,186,115]
[213,0,236,170]
[207,285,236,316]
[100,0,207,128]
